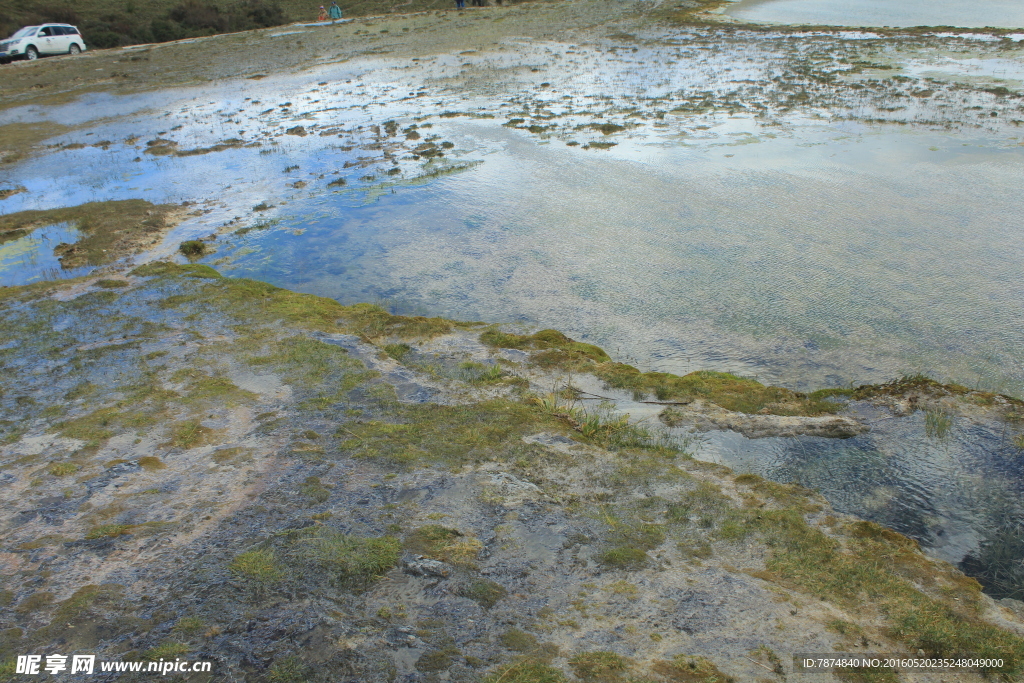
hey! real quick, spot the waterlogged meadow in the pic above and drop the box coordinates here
[5,25,1024,393]
[3,4,1024,674]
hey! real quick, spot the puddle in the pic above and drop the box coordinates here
[0,222,91,286]
[726,0,1024,29]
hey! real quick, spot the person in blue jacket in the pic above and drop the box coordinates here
[328,1,343,21]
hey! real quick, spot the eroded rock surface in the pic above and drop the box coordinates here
[659,401,868,439]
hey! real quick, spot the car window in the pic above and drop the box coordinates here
[11,27,39,39]
[38,27,53,36]
[67,27,80,35]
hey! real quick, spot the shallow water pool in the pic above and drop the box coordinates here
[0,223,90,287]
[726,0,1024,29]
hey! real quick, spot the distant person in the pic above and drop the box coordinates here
[328,1,342,20]
[455,0,465,9]
[317,5,328,20]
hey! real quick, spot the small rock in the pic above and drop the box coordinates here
[403,554,451,578]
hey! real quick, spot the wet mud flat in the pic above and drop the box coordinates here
[0,266,1023,682]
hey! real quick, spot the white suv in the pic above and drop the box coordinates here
[0,24,87,63]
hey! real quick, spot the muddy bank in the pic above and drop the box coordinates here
[1,265,1023,682]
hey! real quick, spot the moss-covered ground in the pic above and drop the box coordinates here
[1,265,1022,682]
[481,327,845,417]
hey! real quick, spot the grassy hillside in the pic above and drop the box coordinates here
[0,0,509,50]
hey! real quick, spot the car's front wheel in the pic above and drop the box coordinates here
[25,46,38,60]
[69,43,81,55]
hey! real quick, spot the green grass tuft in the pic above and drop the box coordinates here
[48,462,80,476]
[299,476,331,504]
[291,527,400,586]
[483,658,566,683]
[925,409,953,438]
[143,642,190,661]
[568,651,632,681]
[460,579,507,609]
[406,525,482,567]
[178,240,207,257]
[500,629,540,653]
[383,342,413,361]
[267,655,308,683]
[651,655,734,682]
[85,524,134,540]
[228,548,284,595]
[481,327,610,364]
[340,399,563,469]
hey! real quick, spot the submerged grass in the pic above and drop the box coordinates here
[0,200,183,268]
[483,328,841,416]
[834,373,1023,409]
[481,328,610,366]
[596,364,842,416]
[5,254,1023,676]
[135,263,473,341]
[246,335,370,390]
